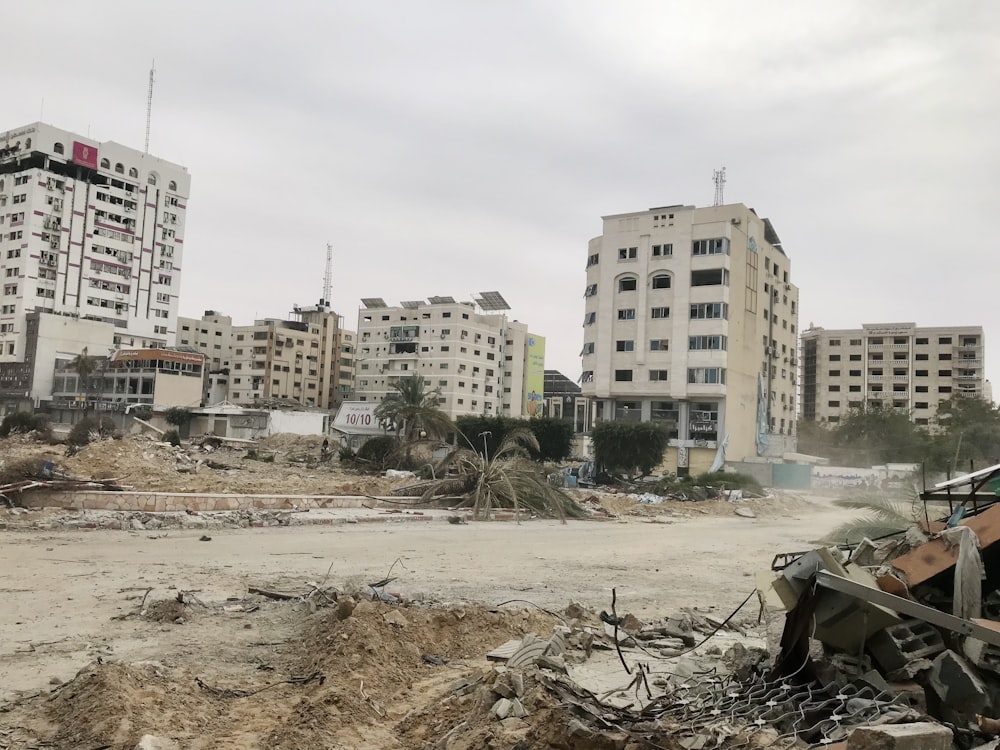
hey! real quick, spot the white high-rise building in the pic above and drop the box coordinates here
[0,122,190,362]
[582,203,799,474]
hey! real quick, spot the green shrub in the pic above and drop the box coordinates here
[528,417,574,462]
[592,421,669,478]
[163,429,181,446]
[67,415,117,447]
[163,407,192,427]
[356,436,399,469]
[131,405,153,421]
[0,411,49,438]
[337,445,357,461]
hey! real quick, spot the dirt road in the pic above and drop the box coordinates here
[0,490,856,705]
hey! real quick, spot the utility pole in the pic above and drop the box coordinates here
[713,167,726,206]
[144,61,155,154]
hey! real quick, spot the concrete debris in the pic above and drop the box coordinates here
[733,507,756,518]
[381,610,408,628]
[928,649,988,713]
[846,722,952,749]
[134,736,181,750]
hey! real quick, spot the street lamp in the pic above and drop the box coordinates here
[479,430,492,463]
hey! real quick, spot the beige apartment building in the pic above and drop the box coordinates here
[800,323,987,428]
[353,295,544,419]
[581,202,799,474]
[178,309,354,409]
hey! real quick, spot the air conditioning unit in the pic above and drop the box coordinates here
[49,240,59,249]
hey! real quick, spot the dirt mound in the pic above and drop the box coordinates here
[143,598,189,623]
[45,662,214,750]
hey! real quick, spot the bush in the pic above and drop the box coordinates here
[528,417,574,462]
[338,445,357,462]
[592,421,669,478]
[684,471,764,494]
[356,436,400,469]
[0,411,51,439]
[67,415,117,447]
[163,407,192,428]
[131,405,153,421]
[163,429,181,446]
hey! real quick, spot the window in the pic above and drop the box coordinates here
[914,369,928,376]
[583,312,596,325]
[618,247,638,260]
[829,354,841,362]
[939,386,952,393]
[651,274,671,289]
[938,337,952,345]
[614,369,633,382]
[915,402,929,409]
[915,385,928,393]
[689,302,728,320]
[849,385,861,392]
[650,339,669,351]
[584,283,597,297]
[849,354,861,361]
[617,308,636,320]
[652,243,673,257]
[651,307,670,319]
[915,353,928,361]
[915,337,928,345]
[691,269,727,286]
[829,370,840,377]
[587,253,599,267]
[169,180,177,191]
[688,335,726,350]
[828,400,841,408]
[829,339,841,346]
[692,238,729,255]
[939,353,952,360]
[849,370,861,377]
[649,370,669,381]
[100,157,110,169]
[580,343,594,355]
[829,385,841,392]
[938,369,952,377]
[616,340,635,352]
[687,367,726,384]
[148,174,157,186]
[618,277,637,292]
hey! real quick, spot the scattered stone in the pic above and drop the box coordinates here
[510,697,528,718]
[134,736,181,750]
[47,676,61,685]
[198,535,212,542]
[620,613,643,632]
[510,671,524,697]
[564,602,591,621]
[536,654,568,674]
[846,722,952,750]
[733,507,756,518]
[491,697,512,719]
[335,596,356,621]
[382,610,408,628]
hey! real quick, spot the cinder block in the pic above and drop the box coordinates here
[867,619,945,673]
[928,649,988,715]
[847,722,952,750]
[964,637,1000,676]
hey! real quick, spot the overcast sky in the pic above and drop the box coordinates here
[7,1,1000,391]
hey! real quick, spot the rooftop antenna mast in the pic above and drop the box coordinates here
[322,243,333,309]
[713,167,726,206]
[144,60,155,154]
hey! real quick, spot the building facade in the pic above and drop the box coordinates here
[353,296,543,419]
[178,308,354,410]
[0,123,190,365]
[800,323,987,428]
[581,203,799,473]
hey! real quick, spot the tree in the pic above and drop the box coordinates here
[592,421,669,479]
[832,403,930,467]
[374,374,453,441]
[422,428,582,521]
[932,395,1000,471]
[164,407,193,439]
[69,347,97,401]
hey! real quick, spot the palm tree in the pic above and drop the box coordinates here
[69,347,97,403]
[823,486,923,546]
[374,374,453,441]
[421,428,583,522]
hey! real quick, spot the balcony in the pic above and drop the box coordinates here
[956,373,981,380]
[890,374,909,381]
[867,360,886,368]
[956,358,981,367]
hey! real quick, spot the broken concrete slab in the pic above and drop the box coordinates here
[490,697,512,719]
[964,636,1000,676]
[846,722,951,750]
[134,736,181,750]
[928,649,988,714]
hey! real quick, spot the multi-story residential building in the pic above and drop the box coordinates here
[0,123,190,364]
[800,323,987,428]
[581,202,799,474]
[178,308,354,410]
[353,295,544,419]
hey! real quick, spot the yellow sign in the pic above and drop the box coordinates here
[524,334,545,417]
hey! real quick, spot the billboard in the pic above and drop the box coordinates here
[72,141,98,169]
[524,334,545,417]
[333,400,389,435]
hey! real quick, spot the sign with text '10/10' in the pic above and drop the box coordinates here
[333,401,390,435]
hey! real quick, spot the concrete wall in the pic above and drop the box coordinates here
[268,410,326,436]
[21,491,394,512]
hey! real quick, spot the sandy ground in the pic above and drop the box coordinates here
[0,490,858,706]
